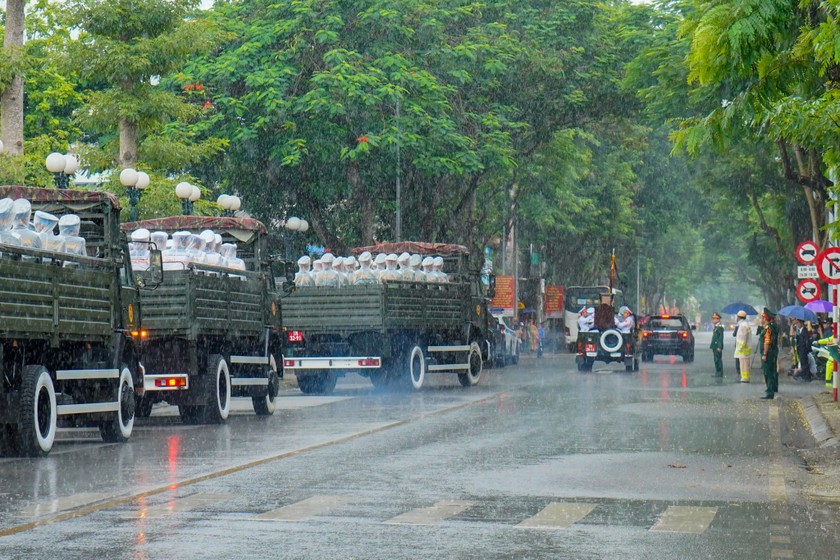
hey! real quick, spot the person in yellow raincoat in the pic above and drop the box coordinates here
[734,310,752,382]
[814,332,837,388]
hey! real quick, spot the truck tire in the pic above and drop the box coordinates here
[600,329,623,353]
[458,342,483,387]
[202,355,231,424]
[100,365,136,443]
[17,365,57,457]
[253,355,278,416]
[179,405,200,424]
[298,371,337,394]
[407,345,426,390]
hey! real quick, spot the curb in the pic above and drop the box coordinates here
[801,395,839,448]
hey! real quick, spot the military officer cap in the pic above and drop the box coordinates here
[762,307,776,319]
[712,312,721,319]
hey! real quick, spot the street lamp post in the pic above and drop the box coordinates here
[0,140,4,152]
[120,168,150,221]
[283,216,309,260]
[217,194,242,217]
[44,152,79,189]
[175,182,201,215]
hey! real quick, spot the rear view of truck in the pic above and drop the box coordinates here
[282,242,492,393]
[123,216,284,423]
[0,186,145,456]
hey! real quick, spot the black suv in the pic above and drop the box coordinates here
[640,314,695,362]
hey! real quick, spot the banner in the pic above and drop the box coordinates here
[490,275,515,317]
[544,285,564,318]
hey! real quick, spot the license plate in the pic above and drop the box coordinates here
[610,352,621,357]
[585,344,596,353]
[586,352,597,357]
[658,333,671,338]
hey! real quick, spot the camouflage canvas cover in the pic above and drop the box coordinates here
[351,241,469,256]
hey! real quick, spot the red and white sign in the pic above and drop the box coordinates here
[797,279,822,303]
[817,248,840,285]
[490,275,515,317]
[796,240,820,265]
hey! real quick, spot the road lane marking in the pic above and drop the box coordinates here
[125,493,234,519]
[384,500,474,525]
[0,393,500,538]
[768,403,795,560]
[770,536,791,544]
[649,506,717,534]
[21,493,111,518]
[771,550,794,559]
[255,496,352,521]
[517,502,596,529]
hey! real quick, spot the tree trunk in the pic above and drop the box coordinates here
[118,118,138,166]
[1,0,25,155]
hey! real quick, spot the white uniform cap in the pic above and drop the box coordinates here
[12,199,32,219]
[333,256,344,269]
[409,254,422,267]
[131,228,151,241]
[397,252,410,264]
[199,229,215,245]
[214,233,222,245]
[345,256,357,266]
[358,251,372,263]
[0,198,13,220]
[433,256,444,266]
[150,231,168,250]
[34,210,60,229]
[321,252,335,264]
[58,214,81,236]
[385,253,398,262]
[587,307,595,314]
[297,255,311,265]
[422,257,434,267]
[374,253,387,265]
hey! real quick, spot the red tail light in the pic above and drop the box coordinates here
[287,330,304,343]
[643,331,651,338]
[358,359,380,367]
[678,331,689,338]
[155,378,187,388]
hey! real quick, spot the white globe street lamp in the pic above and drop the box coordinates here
[283,215,309,259]
[175,181,200,215]
[45,152,78,189]
[121,168,151,221]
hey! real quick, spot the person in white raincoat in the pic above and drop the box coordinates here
[734,310,752,383]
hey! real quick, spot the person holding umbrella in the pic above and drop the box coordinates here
[759,308,780,399]
[710,312,724,377]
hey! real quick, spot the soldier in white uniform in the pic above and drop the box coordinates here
[58,214,86,266]
[163,231,191,270]
[353,252,378,285]
[578,307,594,333]
[396,252,412,279]
[0,198,20,250]
[432,256,448,282]
[314,252,340,287]
[408,254,424,281]
[379,253,400,281]
[129,228,151,270]
[615,306,635,333]
[34,211,64,258]
[295,255,314,286]
[11,199,42,253]
[421,256,436,281]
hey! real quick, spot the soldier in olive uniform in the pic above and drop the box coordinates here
[710,312,724,377]
[759,308,779,399]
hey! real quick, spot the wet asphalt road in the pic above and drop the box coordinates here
[1,332,840,559]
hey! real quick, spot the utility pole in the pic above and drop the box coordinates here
[395,97,401,242]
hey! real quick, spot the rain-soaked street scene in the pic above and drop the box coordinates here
[2,342,840,560]
[4,0,840,559]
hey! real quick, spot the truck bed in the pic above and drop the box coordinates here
[282,282,467,334]
[0,253,115,343]
[139,267,266,338]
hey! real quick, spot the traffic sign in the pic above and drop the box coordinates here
[817,248,840,285]
[796,240,819,265]
[798,265,818,279]
[797,279,821,303]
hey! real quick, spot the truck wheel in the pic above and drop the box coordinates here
[202,355,231,424]
[319,371,337,394]
[369,369,392,390]
[407,345,426,390]
[253,355,278,416]
[458,342,483,387]
[298,371,336,394]
[135,395,153,418]
[179,405,200,424]
[100,366,136,443]
[17,365,57,457]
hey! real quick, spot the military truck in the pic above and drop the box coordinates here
[122,216,287,423]
[281,242,493,393]
[0,186,152,456]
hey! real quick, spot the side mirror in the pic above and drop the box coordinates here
[271,260,296,293]
[147,249,164,286]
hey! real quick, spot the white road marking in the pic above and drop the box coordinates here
[21,493,111,518]
[255,496,352,521]
[385,500,474,525]
[650,506,717,534]
[517,502,596,529]
[125,493,234,519]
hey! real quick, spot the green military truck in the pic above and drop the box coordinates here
[0,186,151,456]
[281,242,493,393]
[122,216,286,423]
